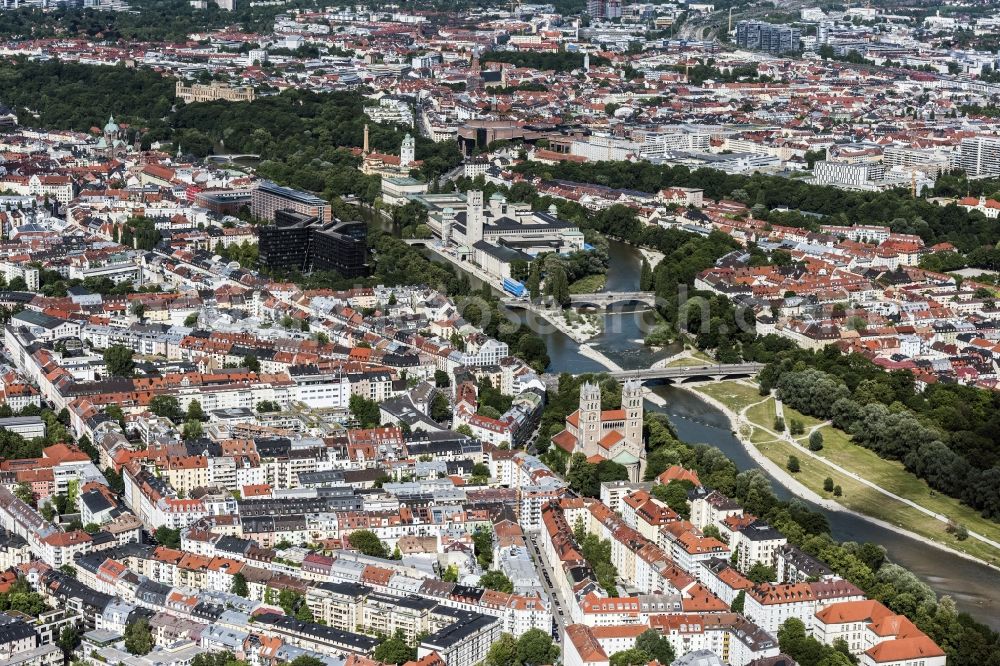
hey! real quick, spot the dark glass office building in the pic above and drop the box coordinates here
[258,209,370,278]
[736,21,801,53]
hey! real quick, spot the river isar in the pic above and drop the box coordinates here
[493,239,1000,629]
[422,237,1000,626]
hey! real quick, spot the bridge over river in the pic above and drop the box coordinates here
[609,362,766,383]
[501,291,656,310]
[541,362,766,388]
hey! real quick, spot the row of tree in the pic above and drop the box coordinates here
[0,59,174,133]
[170,87,461,194]
[572,516,620,596]
[0,61,461,207]
[0,0,319,44]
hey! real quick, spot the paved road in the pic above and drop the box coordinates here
[439,165,464,183]
[525,532,570,642]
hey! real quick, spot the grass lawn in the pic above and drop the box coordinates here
[794,425,1000,555]
[569,274,607,294]
[745,397,777,432]
[756,438,1000,564]
[689,349,717,363]
[695,380,764,414]
[667,356,713,367]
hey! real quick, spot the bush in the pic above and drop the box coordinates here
[787,455,800,473]
[833,485,842,496]
[774,416,786,432]
[809,431,824,451]
[823,477,834,492]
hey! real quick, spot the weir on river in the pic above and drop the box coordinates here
[423,237,1000,628]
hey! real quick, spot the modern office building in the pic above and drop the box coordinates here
[258,210,315,272]
[587,0,622,19]
[193,189,253,216]
[312,219,369,277]
[883,146,952,177]
[959,136,1000,176]
[736,21,801,53]
[251,181,332,223]
[258,210,369,277]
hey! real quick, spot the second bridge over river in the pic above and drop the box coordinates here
[501,291,656,310]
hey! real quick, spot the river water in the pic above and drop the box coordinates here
[502,240,1000,628]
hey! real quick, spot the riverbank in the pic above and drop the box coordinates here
[423,242,604,343]
[651,348,717,368]
[510,305,601,344]
[690,384,1000,573]
[422,243,505,293]
[639,247,665,268]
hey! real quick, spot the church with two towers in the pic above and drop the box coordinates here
[552,379,646,481]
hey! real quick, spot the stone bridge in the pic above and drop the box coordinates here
[569,291,657,308]
[608,362,767,384]
[501,291,657,310]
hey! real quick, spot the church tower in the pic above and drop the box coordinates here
[104,115,119,142]
[622,379,644,456]
[579,381,602,456]
[467,53,484,92]
[400,133,415,168]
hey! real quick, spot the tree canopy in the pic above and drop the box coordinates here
[149,394,183,421]
[103,344,135,377]
[478,570,514,594]
[348,529,390,558]
[0,576,48,615]
[124,617,154,655]
[349,394,381,429]
[372,629,416,665]
[482,50,609,73]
